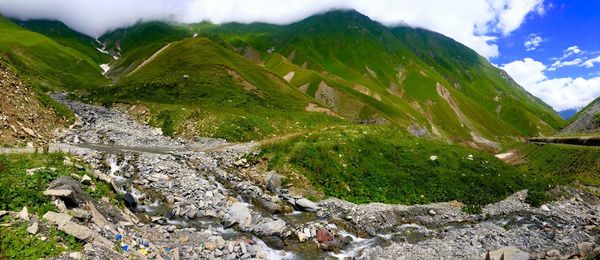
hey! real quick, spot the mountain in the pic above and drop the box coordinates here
[560,97,600,135]
[182,10,564,148]
[92,37,345,141]
[99,22,192,81]
[0,10,565,147]
[0,15,109,90]
[15,19,112,65]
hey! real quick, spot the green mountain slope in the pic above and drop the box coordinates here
[0,15,108,90]
[188,10,564,149]
[92,37,345,141]
[52,9,564,148]
[99,22,192,80]
[15,19,112,65]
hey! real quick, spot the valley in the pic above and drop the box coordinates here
[0,8,599,260]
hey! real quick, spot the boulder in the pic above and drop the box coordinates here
[257,219,286,237]
[264,171,284,193]
[295,198,320,212]
[47,176,89,207]
[225,202,252,228]
[43,211,72,226]
[485,246,529,260]
[316,228,333,244]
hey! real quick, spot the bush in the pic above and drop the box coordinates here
[525,189,548,207]
[462,205,482,214]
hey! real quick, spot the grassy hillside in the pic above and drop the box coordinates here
[91,37,346,141]
[16,19,112,65]
[260,125,555,207]
[100,22,192,80]
[0,15,108,90]
[191,10,564,148]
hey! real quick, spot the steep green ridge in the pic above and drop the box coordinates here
[100,22,192,80]
[92,37,345,141]
[16,19,112,65]
[0,15,108,90]
[189,10,564,148]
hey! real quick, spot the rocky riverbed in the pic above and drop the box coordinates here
[20,94,598,259]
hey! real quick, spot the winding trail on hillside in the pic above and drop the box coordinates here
[127,43,172,76]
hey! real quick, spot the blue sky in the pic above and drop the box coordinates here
[494,0,600,116]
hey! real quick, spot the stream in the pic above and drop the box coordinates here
[49,93,600,259]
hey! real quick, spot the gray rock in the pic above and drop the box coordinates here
[295,198,320,212]
[27,222,39,234]
[43,189,73,197]
[80,174,92,185]
[546,249,561,257]
[47,176,89,206]
[257,219,286,236]
[17,207,29,221]
[225,202,252,228]
[265,171,284,193]
[486,246,529,260]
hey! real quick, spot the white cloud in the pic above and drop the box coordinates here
[548,58,582,71]
[0,0,546,58]
[501,58,600,111]
[582,56,600,68]
[524,34,543,51]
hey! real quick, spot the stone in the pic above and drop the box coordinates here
[486,246,529,260]
[21,126,36,137]
[540,205,550,211]
[261,236,284,250]
[428,210,437,216]
[167,225,177,233]
[316,228,333,244]
[546,249,561,257]
[17,207,29,221]
[47,176,89,206]
[61,221,94,240]
[43,189,73,197]
[205,242,217,251]
[80,175,92,185]
[297,231,307,242]
[295,198,320,212]
[69,252,83,260]
[166,195,175,204]
[265,171,284,193]
[577,242,594,254]
[70,208,91,220]
[225,202,252,228]
[43,211,72,227]
[123,192,137,210]
[257,219,286,236]
[27,222,39,234]
[26,167,45,176]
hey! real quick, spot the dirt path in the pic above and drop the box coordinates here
[127,43,172,76]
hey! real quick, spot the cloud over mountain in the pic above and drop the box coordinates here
[0,0,544,58]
